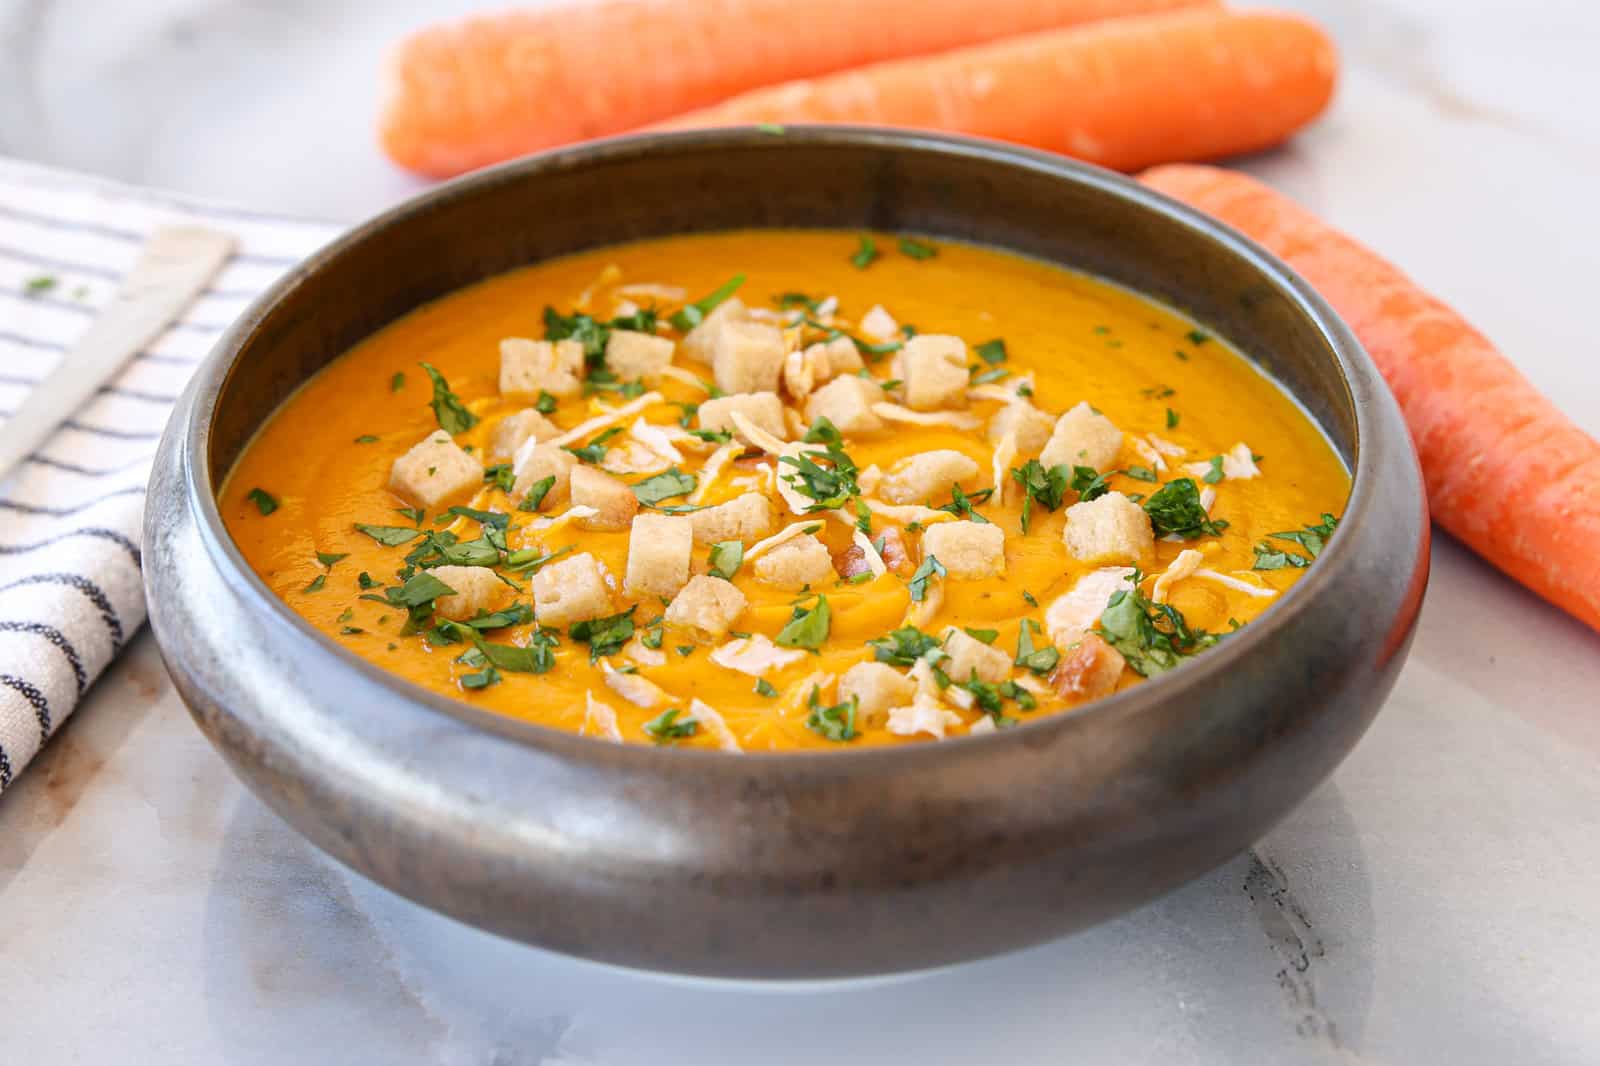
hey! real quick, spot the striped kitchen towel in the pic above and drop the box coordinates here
[0,157,339,793]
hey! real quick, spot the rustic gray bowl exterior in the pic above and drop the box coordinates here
[143,128,1428,979]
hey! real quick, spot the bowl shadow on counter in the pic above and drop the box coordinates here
[203,785,1376,1065]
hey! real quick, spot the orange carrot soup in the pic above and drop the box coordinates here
[223,231,1349,751]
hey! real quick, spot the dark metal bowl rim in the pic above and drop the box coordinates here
[182,126,1380,772]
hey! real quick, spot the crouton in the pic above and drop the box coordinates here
[430,565,510,622]
[489,408,559,462]
[389,429,483,509]
[942,627,1012,684]
[1062,491,1154,566]
[987,402,1055,455]
[664,574,748,640]
[877,449,980,505]
[680,297,747,366]
[813,335,864,377]
[859,304,899,341]
[699,392,788,443]
[752,534,835,590]
[838,661,917,727]
[570,465,638,531]
[688,492,774,545]
[499,337,583,398]
[532,552,612,627]
[900,334,969,411]
[1040,401,1123,472]
[712,319,786,395]
[921,520,1005,580]
[510,441,577,509]
[1049,632,1127,703]
[804,374,885,436]
[604,330,675,383]
[623,513,692,598]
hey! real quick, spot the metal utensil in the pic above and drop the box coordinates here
[0,225,235,482]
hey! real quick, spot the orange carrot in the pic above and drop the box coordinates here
[1142,163,1600,634]
[647,9,1337,172]
[380,0,1218,177]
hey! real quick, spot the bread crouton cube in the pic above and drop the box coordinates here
[605,330,675,383]
[877,449,980,505]
[942,627,1012,685]
[921,520,1005,580]
[1049,632,1126,703]
[389,429,483,509]
[532,552,611,627]
[680,297,747,366]
[429,565,510,622]
[814,335,864,378]
[490,408,560,462]
[698,392,788,443]
[1040,401,1123,472]
[510,441,577,509]
[838,661,917,727]
[570,465,638,531]
[987,402,1055,455]
[1062,491,1154,565]
[500,337,583,398]
[712,319,786,395]
[688,492,774,546]
[900,334,969,411]
[753,534,835,590]
[664,574,747,640]
[804,375,884,436]
[624,513,693,598]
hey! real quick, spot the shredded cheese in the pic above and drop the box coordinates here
[745,522,820,562]
[615,282,686,302]
[527,504,600,533]
[709,634,807,676]
[600,660,672,708]
[886,693,962,739]
[727,410,787,455]
[862,499,958,525]
[1196,569,1278,598]
[1046,567,1136,646]
[991,427,1018,500]
[1131,436,1167,473]
[582,692,623,742]
[1151,549,1204,604]
[548,392,664,448]
[687,441,742,504]
[687,698,742,752]
[623,636,667,667]
[628,418,685,465]
[600,439,670,475]
[850,529,889,578]
[1200,485,1217,512]
[870,402,982,430]
[660,365,713,391]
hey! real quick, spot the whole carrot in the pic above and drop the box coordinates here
[1142,163,1600,635]
[380,0,1217,177]
[648,9,1337,172]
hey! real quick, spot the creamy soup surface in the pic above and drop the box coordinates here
[224,230,1349,751]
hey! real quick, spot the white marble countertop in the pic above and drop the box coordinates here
[2,1,1599,1063]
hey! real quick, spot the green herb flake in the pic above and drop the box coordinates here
[1014,618,1060,675]
[23,274,57,296]
[1097,578,1217,677]
[535,390,559,414]
[1202,456,1226,485]
[708,540,744,581]
[633,467,697,506]
[868,626,942,668]
[1022,589,1038,607]
[1070,466,1114,503]
[964,627,999,645]
[643,708,699,744]
[775,595,831,650]
[1124,466,1158,483]
[1166,408,1180,429]
[1185,329,1211,346]
[756,122,786,136]
[975,339,1007,365]
[897,236,937,261]
[246,487,279,515]
[1142,478,1228,540]
[517,475,557,513]
[754,678,779,698]
[669,274,746,332]
[354,434,379,444]
[569,607,636,661]
[849,235,880,270]
[302,574,326,593]
[907,555,945,603]
[565,426,624,464]
[419,362,477,434]
[316,551,348,568]
[805,688,859,742]
[390,371,406,392]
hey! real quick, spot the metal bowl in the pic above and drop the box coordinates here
[144,128,1428,979]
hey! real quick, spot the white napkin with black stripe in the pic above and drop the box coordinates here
[0,157,338,792]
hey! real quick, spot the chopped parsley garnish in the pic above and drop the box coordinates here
[1252,545,1312,571]
[302,574,326,593]
[854,498,872,536]
[805,687,859,742]
[849,235,880,270]
[643,708,698,744]
[1009,459,1070,531]
[757,123,785,135]
[669,274,746,332]
[1069,466,1114,503]
[867,625,942,667]
[354,434,379,444]
[688,427,733,444]
[1097,579,1217,677]
[535,390,559,414]
[518,475,556,512]
[675,644,696,658]
[640,619,665,649]
[484,464,517,493]
[779,441,860,511]
[447,625,558,675]
[1022,589,1038,607]
[802,416,842,445]
[774,292,825,314]
[460,665,500,689]
[1142,478,1227,539]
[1201,456,1226,484]
[1014,618,1059,674]
[395,505,425,526]
[568,607,636,660]
[419,362,477,434]
[632,467,697,506]
[1141,385,1176,399]
[565,426,624,464]
[1124,465,1158,483]
[975,338,1007,365]
[460,603,533,630]
[708,540,744,580]
[357,571,377,589]
[365,571,458,635]
[390,372,406,392]
[23,274,56,296]
[354,523,424,547]
[969,367,1009,386]
[445,505,510,529]
[1166,408,1180,429]
[963,627,999,644]
[315,551,348,568]
[775,595,831,650]
[754,678,779,698]
[504,545,573,574]
[936,484,993,524]
[907,555,945,602]
[897,236,937,261]
[543,306,609,364]
[1185,329,1211,346]
[1253,513,1339,569]
[246,488,279,515]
